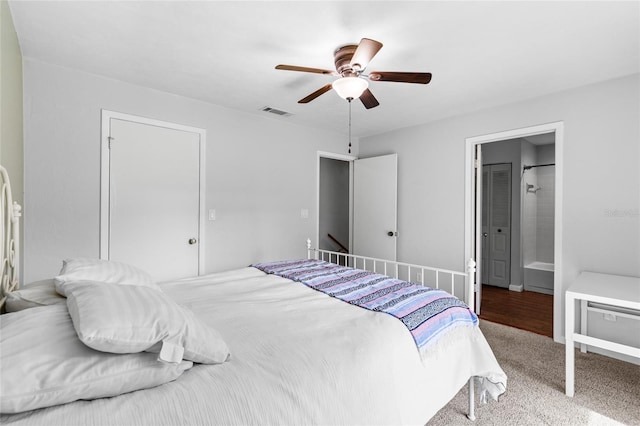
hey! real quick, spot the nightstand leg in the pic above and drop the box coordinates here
[580,300,588,353]
[565,294,575,397]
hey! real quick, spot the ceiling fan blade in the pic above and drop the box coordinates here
[276,64,335,75]
[349,38,383,71]
[359,89,380,109]
[369,72,432,84]
[298,83,333,104]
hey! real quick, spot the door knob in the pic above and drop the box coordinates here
[387,231,395,237]
[483,233,488,237]
[188,238,197,245]
[497,229,502,233]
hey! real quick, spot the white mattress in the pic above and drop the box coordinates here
[1,267,506,425]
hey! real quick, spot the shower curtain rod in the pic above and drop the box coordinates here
[523,163,555,171]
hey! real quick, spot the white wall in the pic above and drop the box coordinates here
[0,0,23,192]
[22,58,354,282]
[0,0,24,279]
[360,74,640,348]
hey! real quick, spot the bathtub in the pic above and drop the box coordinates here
[524,261,554,294]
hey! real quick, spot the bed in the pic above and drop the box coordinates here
[0,165,506,425]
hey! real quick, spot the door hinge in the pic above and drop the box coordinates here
[107,136,114,149]
[474,158,480,168]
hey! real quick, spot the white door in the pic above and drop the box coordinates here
[481,166,489,284]
[353,154,397,260]
[474,145,483,313]
[104,115,204,281]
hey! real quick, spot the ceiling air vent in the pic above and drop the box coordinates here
[260,106,292,117]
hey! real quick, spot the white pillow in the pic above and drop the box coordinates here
[55,258,157,296]
[0,305,193,414]
[5,279,66,312]
[65,281,231,365]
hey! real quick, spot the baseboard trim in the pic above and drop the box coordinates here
[509,284,523,292]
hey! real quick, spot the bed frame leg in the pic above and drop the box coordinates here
[467,377,476,421]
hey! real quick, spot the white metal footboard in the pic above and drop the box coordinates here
[306,239,478,421]
[306,239,476,311]
[1,165,22,310]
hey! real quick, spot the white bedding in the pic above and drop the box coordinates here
[1,266,506,425]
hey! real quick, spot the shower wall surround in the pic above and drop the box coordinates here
[536,164,555,263]
[523,143,555,294]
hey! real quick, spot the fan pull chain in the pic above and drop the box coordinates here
[348,99,352,154]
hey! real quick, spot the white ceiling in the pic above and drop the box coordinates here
[8,1,640,138]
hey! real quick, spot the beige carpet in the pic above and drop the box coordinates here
[428,320,640,425]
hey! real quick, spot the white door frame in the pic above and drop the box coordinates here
[316,151,356,251]
[464,121,564,341]
[475,144,483,313]
[100,110,207,275]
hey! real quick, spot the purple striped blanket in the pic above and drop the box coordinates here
[252,259,478,352]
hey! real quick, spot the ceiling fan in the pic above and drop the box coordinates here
[275,38,432,109]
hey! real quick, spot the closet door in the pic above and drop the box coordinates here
[102,113,204,281]
[483,163,511,288]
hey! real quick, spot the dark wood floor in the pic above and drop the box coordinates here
[479,284,553,337]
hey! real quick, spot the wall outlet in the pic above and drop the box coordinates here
[208,209,216,221]
[416,273,422,282]
[300,208,309,219]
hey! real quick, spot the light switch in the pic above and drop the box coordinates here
[300,208,309,219]
[208,209,216,221]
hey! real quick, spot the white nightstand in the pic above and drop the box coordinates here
[565,272,640,397]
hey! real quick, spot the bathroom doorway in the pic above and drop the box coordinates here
[464,121,564,340]
[478,135,555,336]
[480,135,555,294]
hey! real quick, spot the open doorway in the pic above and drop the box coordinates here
[464,122,564,342]
[316,151,398,261]
[318,156,350,253]
[479,136,556,336]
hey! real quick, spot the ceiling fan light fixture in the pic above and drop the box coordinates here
[332,77,368,100]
